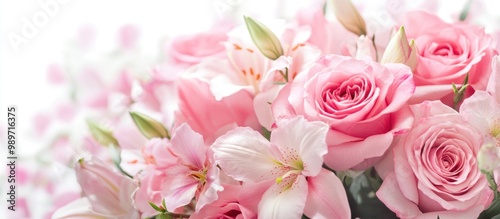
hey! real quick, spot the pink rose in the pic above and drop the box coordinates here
[190,183,268,219]
[376,101,491,219]
[168,28,228,66]
[273,55,415,170]
[401,11,497,104]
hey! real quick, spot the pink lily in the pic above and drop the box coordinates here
[162,123,223,212]
[460,91,500,146]
[212,116,350,218]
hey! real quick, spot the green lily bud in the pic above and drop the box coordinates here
[328,0,367,36]
[244,16,284,60]
[129,111,170,139]
[87,120,119,147]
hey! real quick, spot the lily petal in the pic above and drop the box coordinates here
[487,55,500,103]
[170,123,206,169]
[212,127,278,182]
[271,116,329,176]
[52,198,106,219]
[258,175,308,219]
[304,169,350,219]
[163,168,198,211]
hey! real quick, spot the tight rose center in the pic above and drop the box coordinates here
[321,76,370,112]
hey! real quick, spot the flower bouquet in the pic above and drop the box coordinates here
[22,0,500,218]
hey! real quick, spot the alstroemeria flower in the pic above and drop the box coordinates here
[186,22,320,100]
[162,123,223,212]
[460,91,500,146]
[212,117,350,218]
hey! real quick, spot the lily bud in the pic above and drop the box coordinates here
[328,0,367,36]
[130,111,170,139]
[87,120,119,147]
[76,157,122,197]
[346,35,376,61]
[75,157,139,217]
[244,16,284,60]
[478,143,500,173]
[381,26,417,71]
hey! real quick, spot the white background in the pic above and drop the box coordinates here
[0,0,315,155]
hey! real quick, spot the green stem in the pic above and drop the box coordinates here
[486,171,500,199]
[116,162,133,179]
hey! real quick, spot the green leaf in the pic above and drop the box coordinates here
[156,213,172,219]
[452,73,470,110]
[149,201,163,212]
[261,126,271,140]
[478,198,500,219]
[162,199,167,210]
[463,72,469,86]
[346,168,398,219]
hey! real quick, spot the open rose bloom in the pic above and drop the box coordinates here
[26,0,500,218]
[376,101,492,218]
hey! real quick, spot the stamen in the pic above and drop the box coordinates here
[275,169,301,184]
[491,120,500,137]
[233,43,243,50]
[188,170,207,183]
[291,43,305,52]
